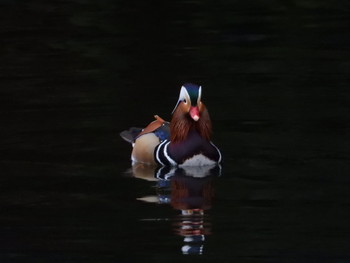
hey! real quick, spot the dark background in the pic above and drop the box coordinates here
[1,0,350,262]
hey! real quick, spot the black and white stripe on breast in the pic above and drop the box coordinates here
[154,140,177,166]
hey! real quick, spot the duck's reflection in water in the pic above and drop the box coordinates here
[131,163,221,255]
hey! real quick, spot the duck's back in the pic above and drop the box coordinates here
[120,116,170,165]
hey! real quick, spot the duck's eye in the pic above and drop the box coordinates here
[183,99,187,104]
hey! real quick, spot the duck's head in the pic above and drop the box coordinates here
[172,83,203,121]
[171,83,212,142]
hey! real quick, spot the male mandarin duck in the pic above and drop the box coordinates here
[120,83,222,166]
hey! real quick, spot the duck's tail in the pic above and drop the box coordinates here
[120,127,143,144]
[120,115,169,144]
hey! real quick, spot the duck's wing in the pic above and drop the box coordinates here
[120,115,170,144]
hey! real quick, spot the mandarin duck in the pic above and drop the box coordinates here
[120,83,221,166]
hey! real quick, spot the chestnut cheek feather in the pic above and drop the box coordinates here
[171,102,211,143]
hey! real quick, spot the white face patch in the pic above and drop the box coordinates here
[172,85,203,115]
[197,86,202,105]
[172,86,191,114]
[179,154,217,167]
[179,86,191,104]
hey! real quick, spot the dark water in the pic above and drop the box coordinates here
[1,1,350,262]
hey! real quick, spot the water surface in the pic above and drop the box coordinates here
[1,1,350,262]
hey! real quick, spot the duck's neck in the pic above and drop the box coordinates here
[170,107,212,143]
